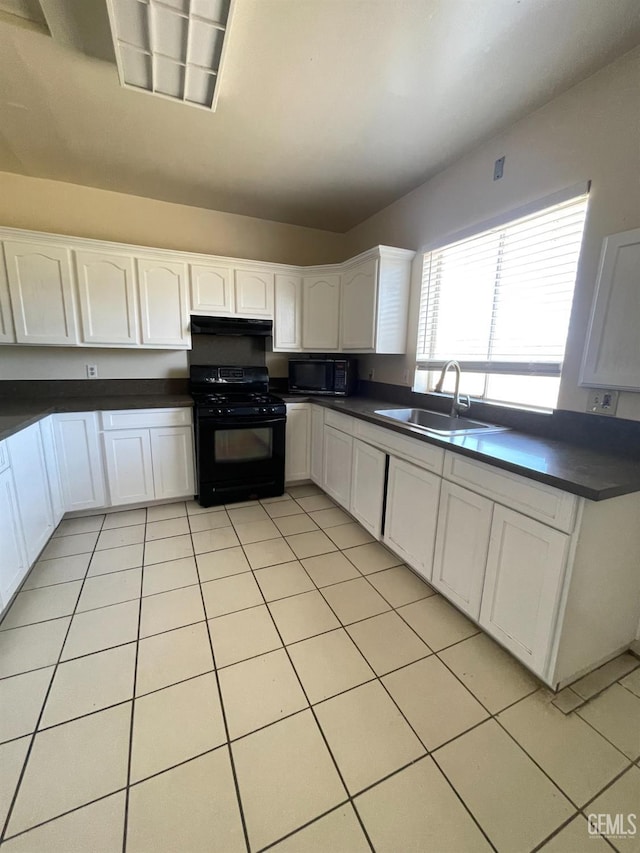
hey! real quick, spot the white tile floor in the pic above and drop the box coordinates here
[0,483,639,852]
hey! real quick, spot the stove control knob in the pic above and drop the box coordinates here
[259,407,267,414]
[217,408,223,415]
[225,408,232,415]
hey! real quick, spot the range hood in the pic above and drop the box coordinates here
[190,316,273,336]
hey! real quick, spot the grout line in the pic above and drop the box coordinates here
[0,511,109,845]
[121,504,147,853]
[189,520,252,853]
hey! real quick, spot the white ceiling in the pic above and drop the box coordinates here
[0,0,639,232]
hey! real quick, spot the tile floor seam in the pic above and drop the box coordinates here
[235,536,377,852]
[0,511,108,845]
[255,799,354,853]
[190,528,252,853]
[430,648,623,812]
[574,702,640,762]
[0,786,129,847]
[121,506,147,853]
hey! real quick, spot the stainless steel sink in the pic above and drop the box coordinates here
[374,408,508,436]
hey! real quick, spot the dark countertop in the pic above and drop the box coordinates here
[0,396,193,442]
[282,394,640,501]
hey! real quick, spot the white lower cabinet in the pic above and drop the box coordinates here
[323,425,353,508]
[383,455,440,579]
[39,417,65,526]
[479,506,569,674]
[101,411,195,505]
[150,427,195,499]
[431,482,493,619]
[350,439,386,538]
[310,405,325,487]
[7,422,54,565]
[0,466,28,607]
[54,413,107,511]
[103,429,155,506]
[285,404,310,483]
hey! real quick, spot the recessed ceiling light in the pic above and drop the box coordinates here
[105,0,233,111]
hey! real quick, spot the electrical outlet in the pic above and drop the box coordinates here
[86,364,98,379]
[586,389,618,416]
[368,369,375,381]
[493,156,505,180]
[403,370,410,384]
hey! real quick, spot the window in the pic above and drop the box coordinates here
[415,187,589,409]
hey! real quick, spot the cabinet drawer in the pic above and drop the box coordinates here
[100,408,192,430]
[0,440,8,473]
[323,409,355,435]
[443,452,577,533]
[354,419,444,474]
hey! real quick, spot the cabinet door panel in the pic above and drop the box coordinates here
[75,251,137,344]
[383,456,440,579]
[285,404,310,482]
[0,468,28,606]
[432,482,492,618]
[54,413,106,511]
[350,439,385,538]
[190,264,233,314]
[0,245,15,343]
[341,258,377,351]
[580,227,640,390]
[302,275,340,350]
[234,269,273,317]
[103,429,155,506]
[310,405,325,486]
[8,422,54,565]
[480,506,568,675]
[150,427,195,499]
[4,241,77,345]
[138,258,189,347]
[323,425,352,509]
[274,274,302,351]
[39,417,65,526]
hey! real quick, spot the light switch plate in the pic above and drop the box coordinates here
[586,389,618,416]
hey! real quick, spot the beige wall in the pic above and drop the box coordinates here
[344,46,640,422]
[0,171,346,265]
[0,170,345,381]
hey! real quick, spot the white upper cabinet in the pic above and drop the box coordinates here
[4,240,78,345]
[274,273,302,351]
[0,245,15,343]
[341,247,414,354]
[234,269,274,318]
[341,257,378,350]
[75,250,138,345]
[137,258,189,347]
[302,274,341,350]
[190,263,234,315]
[580,227,640,390]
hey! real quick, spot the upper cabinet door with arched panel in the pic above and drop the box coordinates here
[341,258,378,351]
[137,258,189,348]
[75,251,138,345]
[274,273,302,351]
[190,263,234,315]
[302,274,340,350]
[4,240,78,345]
[234,269,274,318]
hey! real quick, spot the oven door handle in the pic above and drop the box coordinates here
[198,416,286,427]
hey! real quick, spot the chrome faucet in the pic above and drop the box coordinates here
[434,361,471,418]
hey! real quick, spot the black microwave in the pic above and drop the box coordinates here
[288,358,357,396]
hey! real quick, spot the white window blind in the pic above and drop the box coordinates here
[416,191,589,377]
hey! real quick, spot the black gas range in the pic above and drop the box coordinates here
[189,365,286,507]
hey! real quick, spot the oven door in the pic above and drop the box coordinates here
[195,414,286,505]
